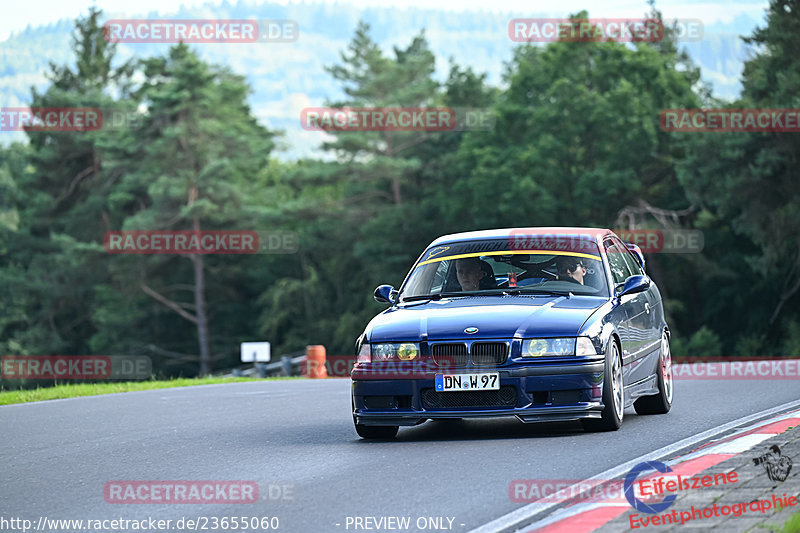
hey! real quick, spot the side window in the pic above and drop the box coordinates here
[619,245,644,276]
[605,241,633,285]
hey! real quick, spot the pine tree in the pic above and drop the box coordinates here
[106,44,275,375]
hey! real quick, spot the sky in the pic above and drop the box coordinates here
[1,0,769,41]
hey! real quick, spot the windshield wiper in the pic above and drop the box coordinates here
[400,291,485,302]
[400,293,446,302]
[504,288,568,297]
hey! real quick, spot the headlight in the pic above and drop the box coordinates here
[370,343,420,361]
[521,338,576,357]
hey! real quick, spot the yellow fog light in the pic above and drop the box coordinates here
[397,343,419,360]
[522,339,548,357]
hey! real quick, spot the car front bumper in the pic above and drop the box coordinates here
[352,360,605,426]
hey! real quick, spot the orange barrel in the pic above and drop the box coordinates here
[306,345,328,378]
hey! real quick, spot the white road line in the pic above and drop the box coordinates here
[708,433,774,454]
[468,398,800,533]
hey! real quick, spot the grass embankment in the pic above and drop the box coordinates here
[0,376,299,405]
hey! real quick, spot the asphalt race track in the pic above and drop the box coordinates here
[2,377,798,533]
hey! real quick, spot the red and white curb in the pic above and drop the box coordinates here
[529,408,800,532]
[468,399,800,533]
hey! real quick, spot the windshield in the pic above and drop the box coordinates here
[400,237,609,299]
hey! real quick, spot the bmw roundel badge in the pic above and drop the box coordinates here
[464,327,479,334]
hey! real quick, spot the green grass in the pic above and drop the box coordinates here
[756,495,800,533]
[778,509,800,533]
[0,376,300,405]
[751,509,800,533]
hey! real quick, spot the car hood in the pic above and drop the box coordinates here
[366,295,605,341]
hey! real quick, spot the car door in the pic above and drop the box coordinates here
[604,238,650,384]
[618,240,663,382]
[619,242,661,349]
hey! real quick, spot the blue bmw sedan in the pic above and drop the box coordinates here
[351,227,673,439]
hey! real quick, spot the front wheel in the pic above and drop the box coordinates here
[634,331,673,415]
[354,423,398,439]
[582,339,623,432]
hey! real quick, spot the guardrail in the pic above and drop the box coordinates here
[225,354,307,378]
[221,346,357,378]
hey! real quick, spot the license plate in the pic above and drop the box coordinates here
[435,373,499,392]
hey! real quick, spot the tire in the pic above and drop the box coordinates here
[582,339,624,432]
[354,423,399,439]
[634,331,673,415]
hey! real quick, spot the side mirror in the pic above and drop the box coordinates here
[616,275,650,297]
[374,284,398,304]
[625,242,646,271]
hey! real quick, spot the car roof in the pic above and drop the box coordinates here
[429,227,615,246]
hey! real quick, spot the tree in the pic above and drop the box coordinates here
[98,44,275,375]
[444,10,703,230]
[675,0,800,348]
[324,21,438,206]
[1,8,133,357]
[0,143,34,356]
